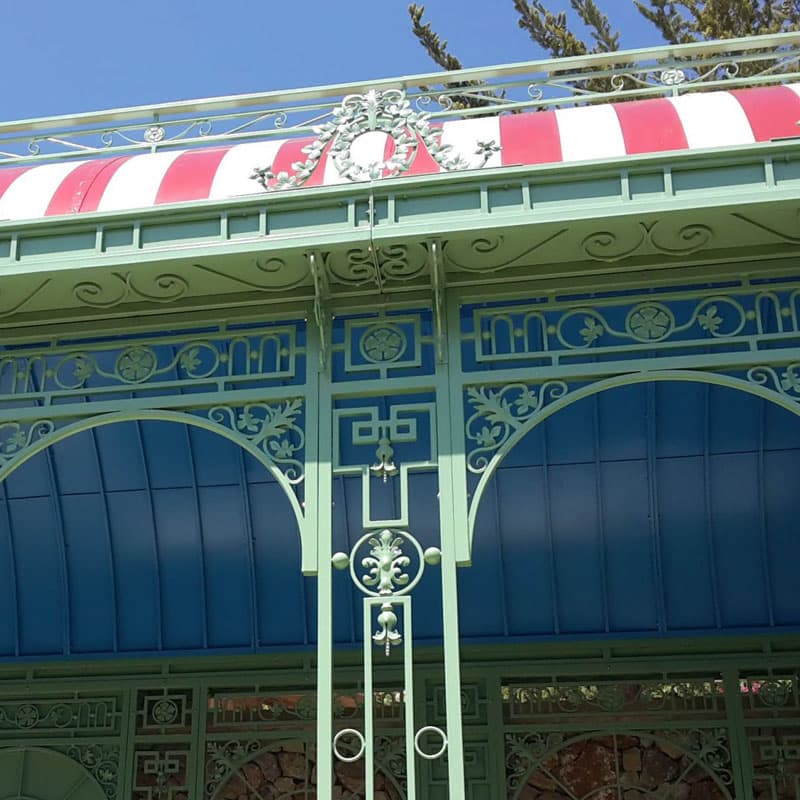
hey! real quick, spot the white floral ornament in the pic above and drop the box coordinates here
[252,89,495,190]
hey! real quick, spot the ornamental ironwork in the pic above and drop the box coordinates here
[252,89,484,190]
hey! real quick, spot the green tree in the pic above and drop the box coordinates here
[409,1,800,68]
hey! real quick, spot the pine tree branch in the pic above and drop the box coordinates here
[408,4,465,71]
[571,0,621,51]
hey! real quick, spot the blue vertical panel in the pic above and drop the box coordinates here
[93,422,147,492]
[331,476,357,645]
[601,460,659,632]
[8,497,64,655]
[249,481,306,647]
[656,457,717,630]
[3,450,50,500]
[655,382,705,458]
[549,463,605,633]
[764,449,800,625]
[496,467,555,636]
[708,386,760,455]
[709,453,769,627]
[544,401,595,465]
[140,422,193,489]
[0,499,18,655]
[151,488,205,650]
[597,384,647,461]
[49,429,100,495]
[106,490,160,651]
[406,472,443,642]
[764,398,800,451]
[60,494,116,653]
[459,487,508,639]
[199,484,253,648]
[190,427,242,487]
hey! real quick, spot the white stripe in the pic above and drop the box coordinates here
[554,105,626,162]
[322,130,390,184]
[0,161,87,221]
[668,92,755,149]
[783,83,800,102]
[209,140,286,199]
[97,151,184,212]
[440,117,503,169]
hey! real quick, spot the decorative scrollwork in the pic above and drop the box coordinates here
[747,363,800,402]
[325,243,428,287]
[252,89,488,190]
[0,420,56,468]
[465,382,569,473]
[73,271,189,309]
[582,221,713,262]
[65,744,119,798]
[443,230,568,272]
[207,399,305,484]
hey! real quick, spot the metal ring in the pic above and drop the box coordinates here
[332,728,366,763]
[414,725,448,760]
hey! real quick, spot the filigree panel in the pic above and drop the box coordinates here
[0,321,304,402]
[505,730,733,800]
[741,676,800,720]
[459,282,800,372]
[60,744,121,799]
[503,679,726,723]
[0,696,121,736]
[204,736,407,800]
[464,382,570,475]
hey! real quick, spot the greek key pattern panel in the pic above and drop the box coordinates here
[0,319,306,403]
[332,310,435,383]
[459,279,800,372]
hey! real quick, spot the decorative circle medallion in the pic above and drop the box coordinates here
[116,346,158,383]
[625,303,675,342]
[151,698,179,725]
[359,324,407,364]
[15,704,39,729]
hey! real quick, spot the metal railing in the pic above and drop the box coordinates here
[1,31,800,167]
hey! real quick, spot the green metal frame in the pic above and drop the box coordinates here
[2,31,800,800]
[0,637,799,798]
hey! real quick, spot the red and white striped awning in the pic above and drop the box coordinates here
[1,84,799,222]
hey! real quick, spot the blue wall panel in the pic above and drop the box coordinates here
[0,380,798,662]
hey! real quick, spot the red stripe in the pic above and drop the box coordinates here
[405,133,441,176]
[731,85,800,141]
[0,166,30,202]
[268,137,327,188]
[44,157,128,216]
[155,147,231,205]
[499,111,562,166]
[613,97,688,155]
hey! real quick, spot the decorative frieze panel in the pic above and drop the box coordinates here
[0,696,121,736]
[459,280,800,373]
[0,320,305,403]
[503,678,726,723]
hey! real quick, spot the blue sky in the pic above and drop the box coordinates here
[1,1,665,121]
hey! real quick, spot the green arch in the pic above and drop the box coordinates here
[0,747,109,800]
[0,409,312,571]
[466,369,800,550]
